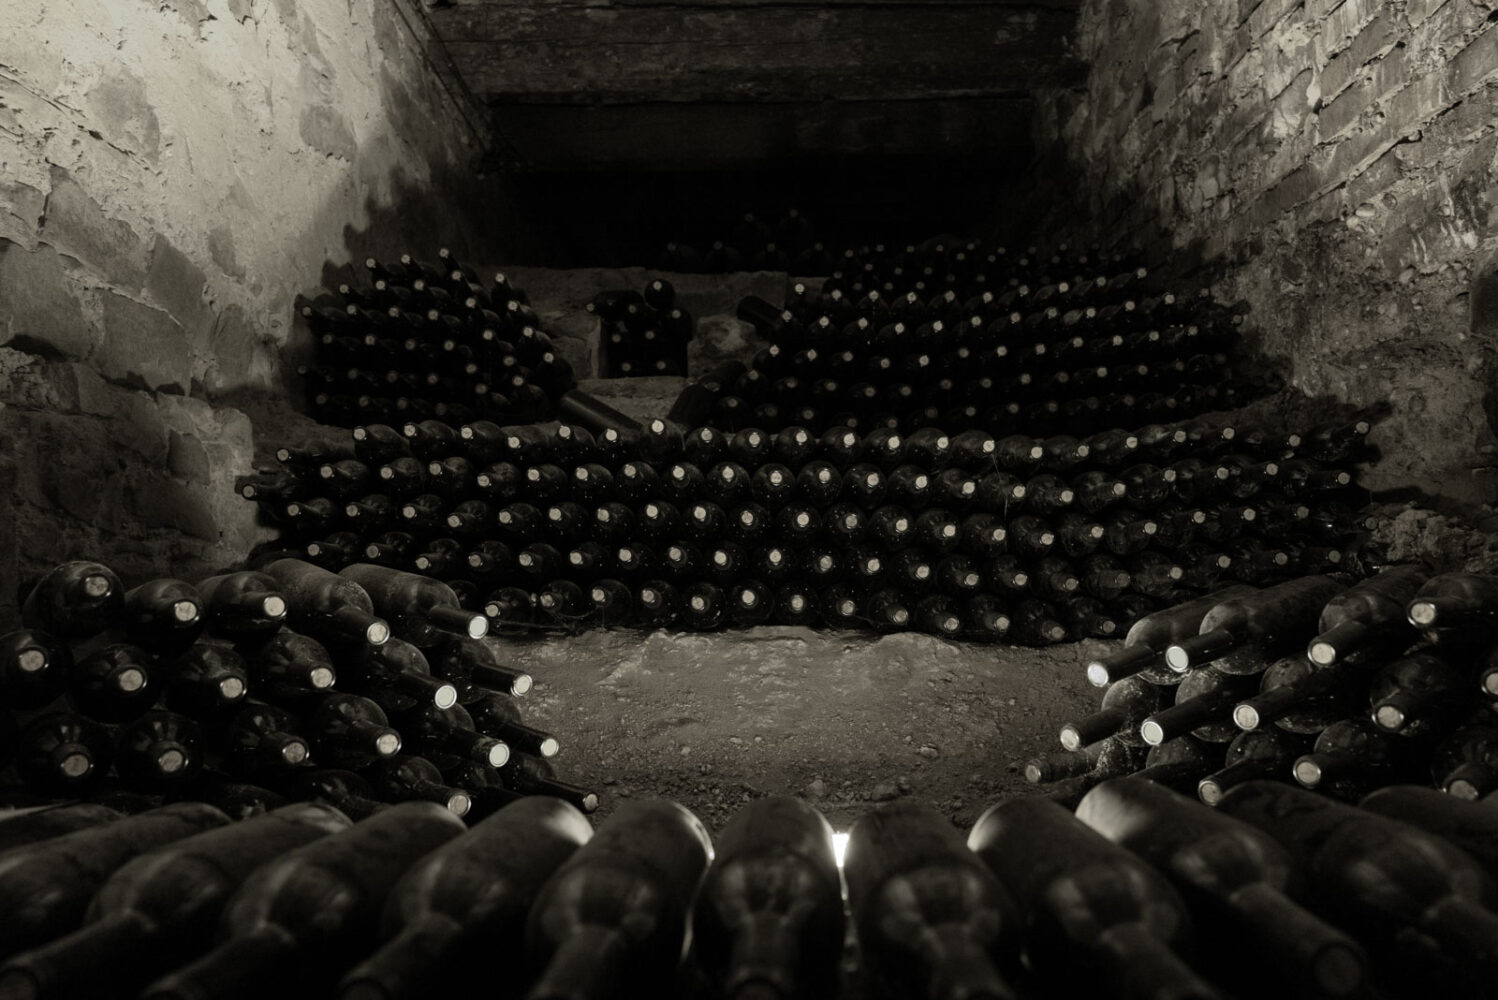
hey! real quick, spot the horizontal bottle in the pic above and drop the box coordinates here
[1165,576,1348,674]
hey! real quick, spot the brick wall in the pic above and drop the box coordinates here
[1034,0,1498,505]
[0,0,522,627]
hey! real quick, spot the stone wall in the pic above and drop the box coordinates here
[0,0,518,628]
[1032,0,1498,506]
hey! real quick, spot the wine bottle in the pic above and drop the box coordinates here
[1357,785,1498,879]
[1140,668,1261,746]
[16,712,113,797]
[690,797,843,1000]
[1060,677,1169,751]
[1367,651,1469,739]
[114,711,204,793]
[1431,722,1498,799]
[305,692,403,770]
[1305,564,1428,665]
[524,800,713,1000]
[340,637,459,716]
[1216,780,1498,992]
[361,755,472,817]
[430,636,534,699]
[0,802,232,957]
[1165,576,1348,674]
[0,629,72,710]
[259,559,391,647]
[1195,728,1316,805]
[68,641,159,722]
[1086,586,1258,687]
[844,800,1022,1000]
[118,579,205,656]
[0,803,351,998]
[1231,654,1366,735]
[195,572,288,643]
[20,560,125,640]
[1406,572,1498,631]
[140,801,467,1000]
[1074,777,1369,998]
[337,564,486,647]
[1291,718,1420,800]
[240,630,336,706]
[339,796,592,999]
[967,797,1221,1000]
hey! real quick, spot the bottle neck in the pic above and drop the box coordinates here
[1306,619,1372,666]
[1089,920,1219,1000]
[1165,627,1241,672]
[1221,881,1368,999]
[339,913,466,1000]
[526,925,629,1000]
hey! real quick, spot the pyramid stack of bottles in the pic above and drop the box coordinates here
[298,252,576,428]
[1,557,591,825]
[1026,567,1498,815]
[0,763,1494,997]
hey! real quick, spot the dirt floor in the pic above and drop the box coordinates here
[502,625,1099,834]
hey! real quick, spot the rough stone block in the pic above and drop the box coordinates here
[0,242,96,359]
[42,167,148,293]
[1246,0,1303,41]
[298,105,358,161]
[207,226,246,279]
[83,69,161,163]
[130,475,221,542]
[95,293,192,393]
[0,180,46,248]
[202,305,259,397]
[167,430,212,484]
[1343,143,1407,209]
[1319,0,1380,60]
[1384,69,1453,138]
[1321,9,1400,100]
[145,235,212,337]
[1407,0,1452,29]
[1450,23,1498,97]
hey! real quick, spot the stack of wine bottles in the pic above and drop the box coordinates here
[1,779,1495,998]
[240,407,1375,644]
[297,249,576,428]
[660,207,828,273]
[0,556,589,823]
[1028,568,1498,813]
[589,279,694,378]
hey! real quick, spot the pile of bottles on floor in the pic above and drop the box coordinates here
[591,277,694,379]
[298,252,576,428]
[1,557,591,830]
[0,773,1494,997]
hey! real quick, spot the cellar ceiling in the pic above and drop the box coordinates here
[424,0,1085,171]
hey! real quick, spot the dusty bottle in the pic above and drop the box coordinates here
[1140,668,1261,746]
[691,797,844,1000]
[524,799,713,1000]
[1292,717,1421,800]
[16,712,114,797]
[0,802,123,855]
[220,702,313,783]
[0,629,73,710]
[1075,777,1368,999]
[967,797,1222,1000]
[1358,784,1498,880]
[1164,575,1347,674]
[340,796,592,1000]
[120,579,205,655]
[1406,571,1498,631]
[1085,585,1257,687]
[1059,676,1169,751]
[0,803,350,999]
[141,801,466,1000]
[361,755,472,818]
[260,558,390,647]
[163,642,250,718]
[20,560,125,639]
[1367,651,1469,739]
[68,641,159,722]
[338,564,486,647]
[1308,564,1429,666]
[1216,780,1498,991]
[466,690,559,758]
[306,692,403,770]
[241,630,337,707]
[1430,722,1498,800]
[338,637,458,717]
[115,711,205,793]
[0,802,231,957]
[844,800,1023,1000]
[430,636,533,700]
[1232,654,1368,735]
[1195,728,1315,805]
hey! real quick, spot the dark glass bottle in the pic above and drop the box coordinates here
[843,800,1022,1000]
[1165,576,1349,675]
[138,802,465,1000]
[305,692,403,770]
[523,800,713,1000]
[16,712,114,797]
[337,564,487,647]
[21,560,125,640]
[967,798,1216,1000]
[1140,667,1260,747]
[0,629,72,709]
[260,558,391,647]
[195,571,288,643]
[69,641,159,722]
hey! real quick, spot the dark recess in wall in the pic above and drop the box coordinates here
[496,160,1031,268]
